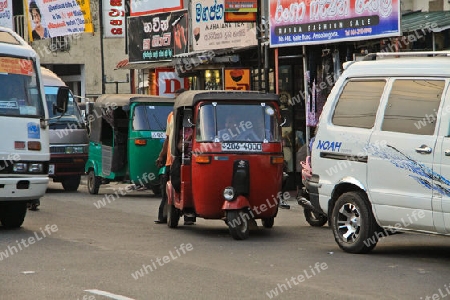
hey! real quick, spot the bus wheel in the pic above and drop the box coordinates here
[87,170,101,195]
[0,202,27,228]
[62,176,81,192]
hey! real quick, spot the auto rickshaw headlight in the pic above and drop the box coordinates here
[223,186,236,201]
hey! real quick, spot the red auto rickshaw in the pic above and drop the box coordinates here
[166,90,290,240]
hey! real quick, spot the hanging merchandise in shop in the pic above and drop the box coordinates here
[128,10,188,63]
[269,0,401,47]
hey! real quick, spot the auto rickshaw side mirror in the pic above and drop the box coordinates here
[280,109,291,127]
[182,107,195,127]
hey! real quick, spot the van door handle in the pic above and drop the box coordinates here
[445,150,450,156]
[415,145,432,154]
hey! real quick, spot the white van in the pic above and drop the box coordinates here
[41,67,88,191]
[310,51,450,253]
[0,27,68,227]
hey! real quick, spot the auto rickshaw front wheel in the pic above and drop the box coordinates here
[226,210,250,240]
[87,170,101,195]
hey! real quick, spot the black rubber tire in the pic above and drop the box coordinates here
[0,202,27,228]
[87,170,101,195]
[304,208,328,227]
[62,176,81,192]
[167,204,179,228]
[227,210,250,240]
[261,217,274,228]
[331,191,378,254]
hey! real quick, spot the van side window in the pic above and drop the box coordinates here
[382,79,445,135]
[332,80,385,128]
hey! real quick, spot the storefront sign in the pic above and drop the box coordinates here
[191,0,257,51]
[130,0,183,16]
[0,0,13,30]
[25,0,94,41]
[224,68,250,90]
[155,68,189,97]
[224,0,257,12]
[128,10,188,63]
[102,0,125,38]
[269,0,401,47]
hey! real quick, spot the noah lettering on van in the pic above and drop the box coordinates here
[316,140,342,152]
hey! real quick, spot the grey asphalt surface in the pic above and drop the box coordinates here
[0,179,449,300]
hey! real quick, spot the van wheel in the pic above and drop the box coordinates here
[304,209,328,227]
[261,217,274,228]
[331,191,378,254]
[0,202,27,228]
[167,204,179,228]
[87,170,101,195]
[62,176,81,192]
[227,210,250,240]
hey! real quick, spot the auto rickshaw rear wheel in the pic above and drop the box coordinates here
[167,204,179,228]
[87,170,101,195]
[226,210,250,240]
[261,217,274,228]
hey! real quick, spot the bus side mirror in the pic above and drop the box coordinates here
[280,109,291,127]
[55,86,70,114]
[182,107,195,127]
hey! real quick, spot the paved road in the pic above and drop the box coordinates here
[1,181,449,300]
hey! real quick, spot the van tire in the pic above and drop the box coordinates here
[331,191,378,254]
[62,176,81,192]
[87,170,101,195]
[0,202,27,228]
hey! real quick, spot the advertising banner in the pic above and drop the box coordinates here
[155,68,189,97]
[224,0,257,12]
[103,0,125,38]
[25,0,94,41]
[269,0,401,47]
[224,68,250,90]
[128,10,188,63]
[0,0,13,30]
[192,0,257,51]
[130,0,183,16]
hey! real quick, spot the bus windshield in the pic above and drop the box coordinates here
[196,103,280,142]
[0,56,44,117]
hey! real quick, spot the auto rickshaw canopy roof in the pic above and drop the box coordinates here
[173,90,280,110]
[94,94,174,108]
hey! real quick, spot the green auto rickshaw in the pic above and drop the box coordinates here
[85,94,173,195]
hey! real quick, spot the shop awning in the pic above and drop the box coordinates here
[402,11,450,33]
[115,58,174,70]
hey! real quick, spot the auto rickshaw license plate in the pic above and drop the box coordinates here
[221,142,262,152]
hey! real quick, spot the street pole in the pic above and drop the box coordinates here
[99,0,106,94]
[256,0,262,91]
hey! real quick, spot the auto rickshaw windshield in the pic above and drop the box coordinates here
[196,103,280,142]
[132,104,173,131]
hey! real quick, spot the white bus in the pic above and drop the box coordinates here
[0,27,68,228]
[41,67,88,192]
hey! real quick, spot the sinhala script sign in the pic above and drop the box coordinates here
[191,0,257,51]
[269,0,400,47]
